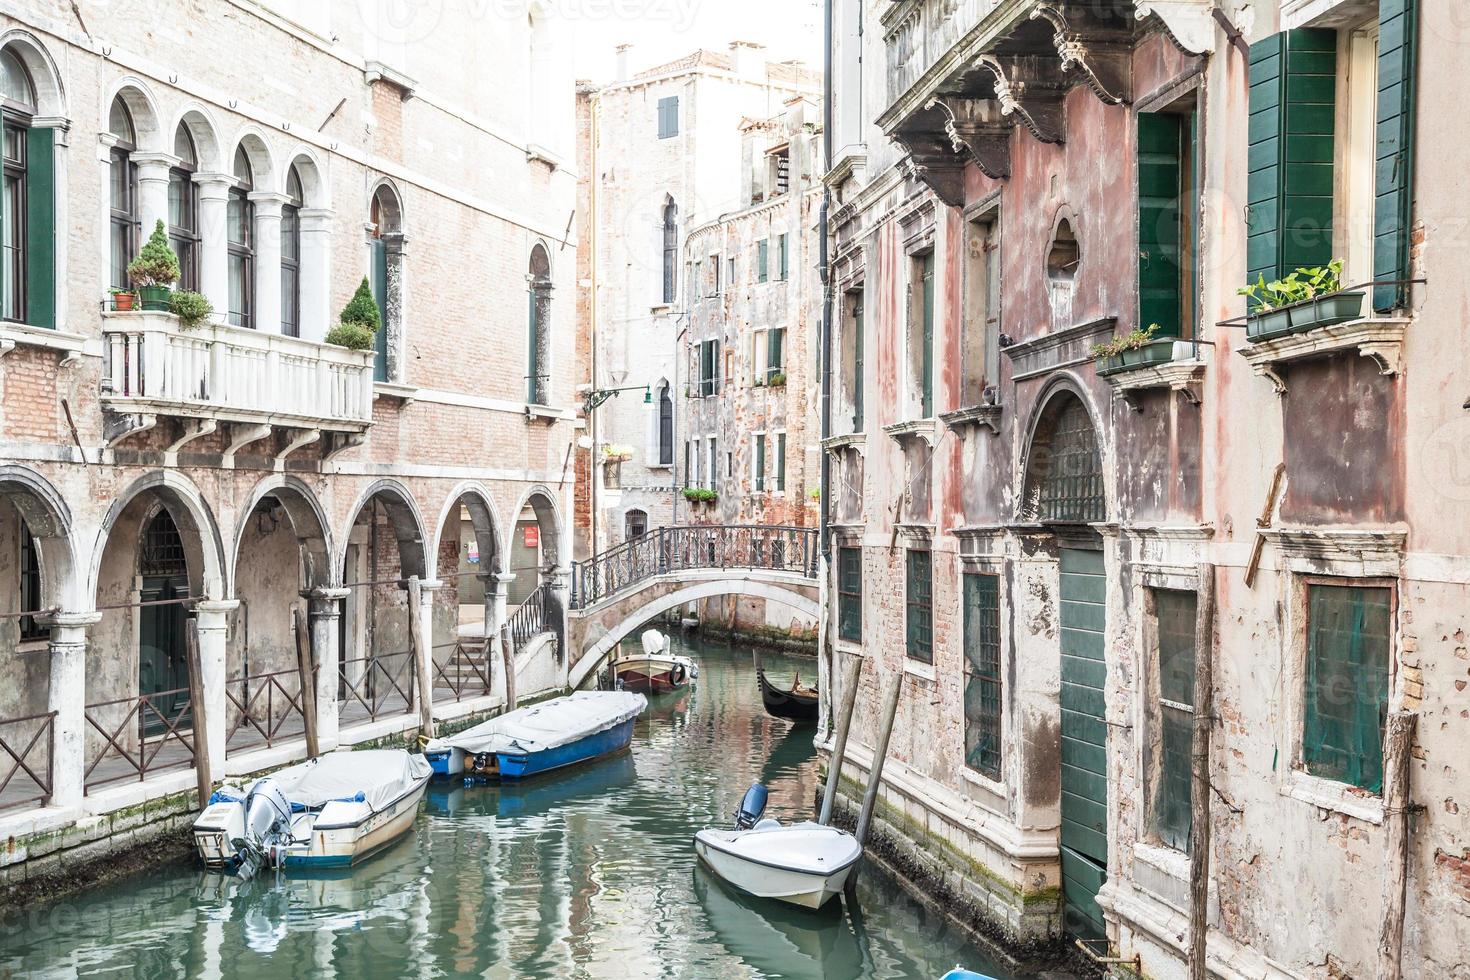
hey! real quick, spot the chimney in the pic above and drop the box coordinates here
[728,40,765,81]
[615,43,633,82]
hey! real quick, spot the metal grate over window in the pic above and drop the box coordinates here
[1031,395,1105,523]
[140,510,188,578]
[963,572,1002,779]
[1303,583,1391,793]
[837,546,862,643]
[905,549,933,664]
[1151,589,1197,852]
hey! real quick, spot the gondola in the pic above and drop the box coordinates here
[757,666,818,722]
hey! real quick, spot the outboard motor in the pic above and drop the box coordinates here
[733,782,768,830]
[231,777,292,879]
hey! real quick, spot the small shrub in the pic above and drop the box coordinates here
[1092,323,1162,359]
[169,289,213,329]
[682,487,717,504]
[340,277,381,331]
[127,220,181,287]
[325,322,376,351]
[768,372,787,387]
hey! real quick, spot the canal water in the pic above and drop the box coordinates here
[0,634,1019,980]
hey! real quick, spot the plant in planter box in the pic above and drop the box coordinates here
[768,371,787,387]
[126,220,181,310]
[1091,323,1172,376]
[109,288,138,312]
[1238,259,1362,342]
[602,443,635,463]
[682,487,717,504]
[168,289,213,330]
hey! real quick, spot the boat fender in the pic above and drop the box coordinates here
[734,782,768,830]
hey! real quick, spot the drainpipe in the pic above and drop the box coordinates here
[819,0,833,562]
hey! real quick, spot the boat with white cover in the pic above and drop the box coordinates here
[423,690,647,781]
[193,749,432,877]
[613,629,699,693]
[694,783,862,910]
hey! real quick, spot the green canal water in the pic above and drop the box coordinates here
[0,635,1019,980]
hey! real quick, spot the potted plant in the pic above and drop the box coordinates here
[109,288,138,312]
[768,371,787,387]
[126,220,181,311]
[1238,259,1364,342]
[168,289,213,330]
[682,487,717,506]
[602,443,634,464]
[1092,324,1174,376]
[325,278,380,350]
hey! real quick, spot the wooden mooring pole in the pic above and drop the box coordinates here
[1376,710,1417,980]
[184,619,213,809]
[501,622,518,712]
[818,652,864,826]
[408,577,435,739]
[293,605,320,759]
[848,668,903,891]
[1188,562,1217,980]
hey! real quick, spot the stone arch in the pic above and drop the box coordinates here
[429,483,505,578]
[0,465,80,613]
[0,30,65,116]
[90,471,226,601]
[231,126,277,191]
[231,475,335,593]
[511,485,564,574]
[283,146,331,208]
[170,103,224,172]
[1017,377,1108,524]
[337,479,429,582]
[569,578,820,689]
[369,177,404,233]
[102,77,164,152]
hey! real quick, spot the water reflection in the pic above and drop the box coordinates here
[0,635,1017,980]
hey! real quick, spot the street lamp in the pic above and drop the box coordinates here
[582,384,651,416]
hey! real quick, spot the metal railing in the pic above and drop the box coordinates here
[570,525,819,609]
[0,711,55,811]
[84,689,197,791]
[224,669,306,754]
[337,651,415,724]
[430,641,493,702]
[508,585,550,649]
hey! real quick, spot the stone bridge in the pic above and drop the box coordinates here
[565,525,821,689]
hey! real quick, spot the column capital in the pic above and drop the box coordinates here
[303,586,352,601]
[44,611,102,629]
[193,171,237,194]
[248,190,291,216]
[132,151,182,177]
[196,599,241,617]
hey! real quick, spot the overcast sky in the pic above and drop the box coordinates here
[562,0,823,83]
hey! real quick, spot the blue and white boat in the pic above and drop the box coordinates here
[940,970,998,980]
[424,690,646,782]
[193,749,432,876]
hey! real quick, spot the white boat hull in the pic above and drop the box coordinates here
[694,829,858,910]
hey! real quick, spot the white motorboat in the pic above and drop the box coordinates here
[614,629,699,693]
[694,783,862,910]
[193,749,432,877]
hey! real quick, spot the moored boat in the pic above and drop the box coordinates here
[614,629,698,693]
[757,666,818,722]
[193,749,432,877]
[694,783,861,910]
[423,690,647,782]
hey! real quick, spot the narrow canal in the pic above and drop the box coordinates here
[0,634,1019,979]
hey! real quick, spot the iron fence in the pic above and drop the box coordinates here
[0,711,55,811]
[430,641,493,702]
[570,525,818,609]
[508,585,550,649]
[224,669,307,754]
[337,650,415,723]
[84,689,197,791]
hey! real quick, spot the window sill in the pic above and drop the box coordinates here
[939,404,1003,436]
[15,638,51,656]
[821,432,867,458]
[882,418,940,448]
[1284,768,1384,825]
[523,403,568,423]
[0,321,95,360]
[646,463,673,471]
[1235,316,1408,395]
[959,765,1006,803]
[1132,840,1190,882]
[902,658,936,682]
[373,381,418,404]
[834,638,864,656]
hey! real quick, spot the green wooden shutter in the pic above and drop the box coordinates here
[767,327,784,374]
[920,253,934,418]
[963,573,1002,780]
[1374,0,1417,312]
[838,546,862,642]
[24,126,56,329]
[776,432,786,491]
[853,299,864,432]
[1138,112,1183,337]
[905,549,933,663]
[371,239,388,382]
[1303,585,1391,793]
[757,240,768,282]
[778,234,788,279]
[1247,29,1337,285]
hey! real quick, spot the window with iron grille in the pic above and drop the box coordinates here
[777,234,789,280]
[1302,583,1392,793]
[697,339,720,396]
[775,432,786,492]
[1030,395,1105,523]
[1150,589,1196,851]
[837,546,862,642]
[18,524,45,641]
[906,549,933,663]
[754,433,766,492]
[140,510,188,578]
[962,572,1001,779]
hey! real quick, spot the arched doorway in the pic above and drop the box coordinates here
[1020,387,1109,940]
[338,483,427,726]
[430,489,503,702]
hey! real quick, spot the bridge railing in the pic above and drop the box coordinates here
[570,525,817,610]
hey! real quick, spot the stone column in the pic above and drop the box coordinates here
[193,174,233,319]
[194,600,238,784]
[490,573,515,702]
[382,232,408,382]
[46,612,102,810]
[410,579,443,724]
[307,588,350,752]
[131,152,178,241]
[248,191,288,334]
[298,208,335,342]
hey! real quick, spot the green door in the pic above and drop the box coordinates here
[138,575,190,736]
[1059,547,1108,939]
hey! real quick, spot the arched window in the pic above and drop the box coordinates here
[0,46,37,322]
[526,244,551,405]
[658,383,674,465]
[369,184,403,381]
[624,509,648,541]
[227,145,254,328]
[1022,392,1105,524]
[169,123,200,292]
[280,165,303,337]
[107,96,139,291]
[661,199,677,304]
